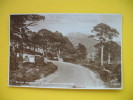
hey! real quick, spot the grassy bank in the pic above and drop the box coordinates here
[83,63,121,88]
[9,62,57,86]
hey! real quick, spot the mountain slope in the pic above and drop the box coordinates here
[66,32,98,56]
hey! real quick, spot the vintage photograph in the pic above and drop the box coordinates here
[9,13,122,89]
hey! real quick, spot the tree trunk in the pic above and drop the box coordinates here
[108,52,111,64]
[20,32,23,64]
[43,45,45,57]
[58,50,60,58]
[92,52,95,61]
[19,43,23,63]
[101,45,104,66]
[18,42,23,69]
[11,44,17,70]
[37,45,39,52]
[34,44,36,52]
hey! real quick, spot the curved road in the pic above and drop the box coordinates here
[29,61,105,89]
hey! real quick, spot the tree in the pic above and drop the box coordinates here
[10,14,45,66]
[77,43,87,59]
[109,41,121,64]
[106,28,119,64]
[92,23,119,66]
[92,23,111,66]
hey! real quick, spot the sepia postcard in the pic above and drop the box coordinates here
[9,13,122,89]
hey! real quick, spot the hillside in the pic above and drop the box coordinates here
[66,32,98,58]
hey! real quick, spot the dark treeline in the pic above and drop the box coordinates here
[10,28,88,70]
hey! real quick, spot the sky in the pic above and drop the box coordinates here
[28,13,122,41]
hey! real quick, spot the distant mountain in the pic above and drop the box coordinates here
[66,32,98,57]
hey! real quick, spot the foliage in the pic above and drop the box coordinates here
[95,41,121,64]
[92,23,120,66]
[32,29,79,59]
[10,14,45,45]
[10,15,45,35]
